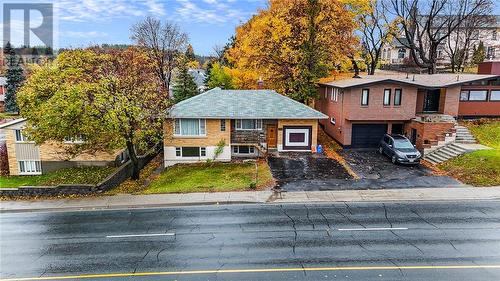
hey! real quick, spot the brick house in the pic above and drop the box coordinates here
[164,87,327,166]
[315,73,500,153]
[0,119,126,175]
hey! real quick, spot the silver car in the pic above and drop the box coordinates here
[378,134,421,164]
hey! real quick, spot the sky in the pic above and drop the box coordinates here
[0,0,267,56]
[1,0,499,56]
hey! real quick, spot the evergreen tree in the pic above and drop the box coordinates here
[173,58,199,103]
[185,44,196,62]
[472,41,486,65]
[3,42,24,113]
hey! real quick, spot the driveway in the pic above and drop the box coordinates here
[268,150,463,191]
[267,152,351,190]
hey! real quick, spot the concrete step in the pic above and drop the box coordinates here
[448,143,467,153]
[438,148,460,158]
[426,152,449,163]
[424,154,447,164]
[456,139,477,144]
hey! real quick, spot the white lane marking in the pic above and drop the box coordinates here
[337,227,408,231]
[106,233,176,238]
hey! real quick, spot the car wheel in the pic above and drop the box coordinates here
[391,155,397,164]
[378,147,383,155]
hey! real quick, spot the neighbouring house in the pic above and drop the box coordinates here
[164,87,328,166]
[315,73,500,154]
[0,119,127,176]
[383,15,500,68]
[0,76,6,112]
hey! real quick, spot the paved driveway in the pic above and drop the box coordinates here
[268,150,463,191]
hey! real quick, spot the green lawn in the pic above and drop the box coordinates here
[0,166,115,188]
[144,161,274,194]
[438,120,500,186]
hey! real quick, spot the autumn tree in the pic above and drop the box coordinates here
[173,56,199,103]
[131,17,188,96]
[206,62,235,89]
[384,0,492,74]
[472,41,486,65]
[227,0,357,103]
[17,48,168,180]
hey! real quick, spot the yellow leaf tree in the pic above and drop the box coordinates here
[227,0,359,103]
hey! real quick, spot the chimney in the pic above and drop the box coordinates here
[257,77,264,89]
[478,61,500,75]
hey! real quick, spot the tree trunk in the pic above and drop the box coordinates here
[351,58,361,77]
[126,141,140,180]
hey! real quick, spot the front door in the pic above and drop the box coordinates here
[410,128,417,145]
[423,89,440,112]
[267,124,277,148]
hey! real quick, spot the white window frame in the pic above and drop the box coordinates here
[361,89,369,106]
[330,88,338,102]
[173,119,206,137]
[18,160,42,175]
[235,119,262,131]
[174,147,206,158]
[285,128,309,147]
[330,117,336,125]
[383,89,391,106]
[233,145,255,154]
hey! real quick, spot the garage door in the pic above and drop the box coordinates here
[283,126,312,150]
[351,124,388,148]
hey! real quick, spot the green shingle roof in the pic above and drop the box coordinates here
[169,88,328,119]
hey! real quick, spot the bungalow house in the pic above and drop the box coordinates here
[164,87,328,166]
[315,73,500,153]
[0,119,126,175]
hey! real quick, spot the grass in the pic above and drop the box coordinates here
[0,166,115,188]
[144,161,274,194]
[438,119,500,186]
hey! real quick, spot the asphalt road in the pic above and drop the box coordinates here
[1,201,500,280]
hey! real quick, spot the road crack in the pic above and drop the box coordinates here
[280,205,297,254]
[134,249,152,273]
[390,230,424,255]
[304,204,316,230]
[383,203,393,228]
[411,210,438,229]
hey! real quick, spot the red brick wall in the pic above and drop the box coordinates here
[405,120,455,150]
[459,85,500,117]
[440,86,460,116]
[316,86,348,145]
[345,83,418,121]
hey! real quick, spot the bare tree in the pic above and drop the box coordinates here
[446,14,494,72]
[131,17,188,96]
[384,0,492,74]
[359,0,393,75]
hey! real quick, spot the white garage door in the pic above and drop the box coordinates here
[283,126,312,150]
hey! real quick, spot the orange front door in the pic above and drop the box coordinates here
[267,125,277,148]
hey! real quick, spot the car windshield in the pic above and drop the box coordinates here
[394,139,414,149]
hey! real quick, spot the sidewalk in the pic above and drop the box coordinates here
[1,187,500,213]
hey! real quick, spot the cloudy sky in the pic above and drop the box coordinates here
[1,0,267,55]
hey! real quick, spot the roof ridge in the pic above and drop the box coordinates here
[267,90,326,116]
[171,87,221,108]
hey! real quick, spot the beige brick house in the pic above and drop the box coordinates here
[164,88,327,166]
[0,119,125,176]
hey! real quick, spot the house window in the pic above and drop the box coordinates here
[19,160,41,174]
[14,130,28,142]
[175,147,205,157]
[361,89,369,106]
[469,90,488,101]
[220,119,226,132]
[460,91,469,101]
[233,145,255,154]
[394,89,402,106]
[490,90,500,101]
[330,117,336,125]
[487,46,496,59]
[174,119,206,136]
[236,119,262,130]
[383,89,391,106]
[330,88,338,102]
[398,48,406,59]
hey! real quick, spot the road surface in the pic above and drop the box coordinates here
[1,201,500,280]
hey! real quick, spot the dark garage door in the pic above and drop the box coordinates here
[351,124,388,148]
